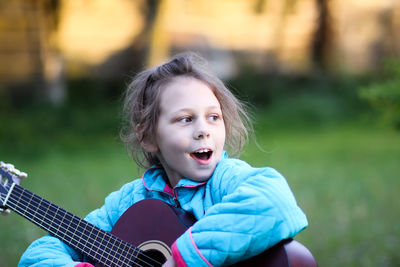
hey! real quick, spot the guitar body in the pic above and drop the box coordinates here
[97,199,317,267]
[99,199,196,266]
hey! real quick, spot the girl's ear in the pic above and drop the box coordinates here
[136,125,158,153]
[141,139,158,153]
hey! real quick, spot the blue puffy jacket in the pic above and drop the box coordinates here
[19,153,308,266]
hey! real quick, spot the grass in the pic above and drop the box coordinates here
[242,120,400,266]
[0,104,399,266]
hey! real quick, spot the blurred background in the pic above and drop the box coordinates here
[1,0,399,266]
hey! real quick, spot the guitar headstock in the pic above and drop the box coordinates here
[0,162,27,213]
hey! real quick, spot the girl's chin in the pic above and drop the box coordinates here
[182,161,218,182]
[186,172,213,182]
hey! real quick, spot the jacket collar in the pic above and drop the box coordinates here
[141,151,229,193]
[141,166,206,194]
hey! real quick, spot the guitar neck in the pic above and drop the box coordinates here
[6,184,138,267]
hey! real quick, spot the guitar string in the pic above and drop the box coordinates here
[6,189,159,267]
[6,187,162,267]
[0,181,132,266]
[5,192,139,267]
[0,176,162,267]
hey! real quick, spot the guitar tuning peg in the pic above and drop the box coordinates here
[14,169,28,180]
[0,162,14,171]
[0,161,28,179]
[0,161,27,216]
[0,207,11,215]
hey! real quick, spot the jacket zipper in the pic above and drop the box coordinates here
[147,187,181,208]
[173,188,181,208]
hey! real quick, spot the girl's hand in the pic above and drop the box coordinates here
[0,162,28,215]
[75,263,94,267]
[162,257,177,267]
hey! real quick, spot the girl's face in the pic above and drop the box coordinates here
[151,77,226,187]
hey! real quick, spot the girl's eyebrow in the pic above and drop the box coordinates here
[173,106,222,114]
[207,105,222,111]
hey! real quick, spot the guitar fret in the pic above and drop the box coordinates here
[106,238,119,266]
[44,203,58,234]
[126,242,140,265]
[74,222,86,252]
[38,199,52,229]
[93,228,110,261]
[31,197,44,223]
[118,241,129,264]
[7,186,22,212]
[84,224,98,258]
[88,227,103,262]
[77,220,89,250]
[50,206,61,236]
[108,234,129,266]
[55,209,68,237]
[98,231,124,265]
[50,208,61,236]
[79,221,103,262]
[30,194,50,233]
[116,239,134,266]
[105,235,119,264]
[22,190,35,217]
[113,239,124,263]
[66,215,80,250]
[96,229,108,263]
[13,186,24,213]
[94,231,111,267]
[116,237,134,265]
[60,211,74,245]
[70,216,83,244]
[98,231,115,265]
[2,182,15,208]
[91,227,102,249]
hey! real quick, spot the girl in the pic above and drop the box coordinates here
[19,53,308,267]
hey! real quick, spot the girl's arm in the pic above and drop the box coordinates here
[172,160,308,266]
[18,235,84,267]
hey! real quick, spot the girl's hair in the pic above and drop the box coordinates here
[121,52,252,169]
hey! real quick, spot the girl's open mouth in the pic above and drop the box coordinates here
[190,149,213,165]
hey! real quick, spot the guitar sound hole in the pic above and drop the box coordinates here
[134,249,166,267]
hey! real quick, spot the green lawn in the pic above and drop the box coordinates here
[243,122,400,266]
[1,114,399,266]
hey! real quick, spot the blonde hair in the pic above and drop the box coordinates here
[121,53,252,169]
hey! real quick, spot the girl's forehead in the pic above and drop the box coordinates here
[159,77,221,111]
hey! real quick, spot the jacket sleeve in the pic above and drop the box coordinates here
[18,181,139,267]
[18,235,83,267]
[172,161,308,266]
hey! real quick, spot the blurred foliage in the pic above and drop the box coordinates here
[0,71,377,158]
[0,77,127,158]
[359,59,400,129]
[228,67,371,128]
[0,72,375,158]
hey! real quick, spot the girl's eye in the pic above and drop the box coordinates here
[178,117,192,123]
[209,114,220,121]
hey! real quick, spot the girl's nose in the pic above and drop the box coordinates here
[193,118,211,140]
[194,129,210,140]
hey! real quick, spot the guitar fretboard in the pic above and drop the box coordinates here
[6,184,141,267]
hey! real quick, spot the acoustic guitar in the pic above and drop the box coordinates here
[0,162,317,267]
